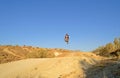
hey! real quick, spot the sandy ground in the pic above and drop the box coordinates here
[0,53,104,78]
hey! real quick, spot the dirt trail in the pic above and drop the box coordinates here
[0,52,102,78]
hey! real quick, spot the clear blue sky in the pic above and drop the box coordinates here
[0,0,120,51]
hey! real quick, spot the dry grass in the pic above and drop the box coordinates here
[0,45,72,64]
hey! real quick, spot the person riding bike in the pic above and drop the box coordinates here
[64,33,69,44]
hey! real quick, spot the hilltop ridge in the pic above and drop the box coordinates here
[0,45,77,64]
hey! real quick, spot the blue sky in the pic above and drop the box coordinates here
[0,0,120,51]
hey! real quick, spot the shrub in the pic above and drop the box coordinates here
[27,49,55,58]
[93,37,120,57]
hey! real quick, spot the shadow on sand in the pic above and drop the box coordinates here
[85,59,120,78]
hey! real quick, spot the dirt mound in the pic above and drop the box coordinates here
[0,53,103,78]
[0,45,71,63]
[0,45,119,78]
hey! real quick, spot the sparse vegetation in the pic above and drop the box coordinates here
[27,49,55,58]
[0,45,72,63]
[93,37,120,58]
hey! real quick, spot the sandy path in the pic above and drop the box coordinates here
[0,53,102,78]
